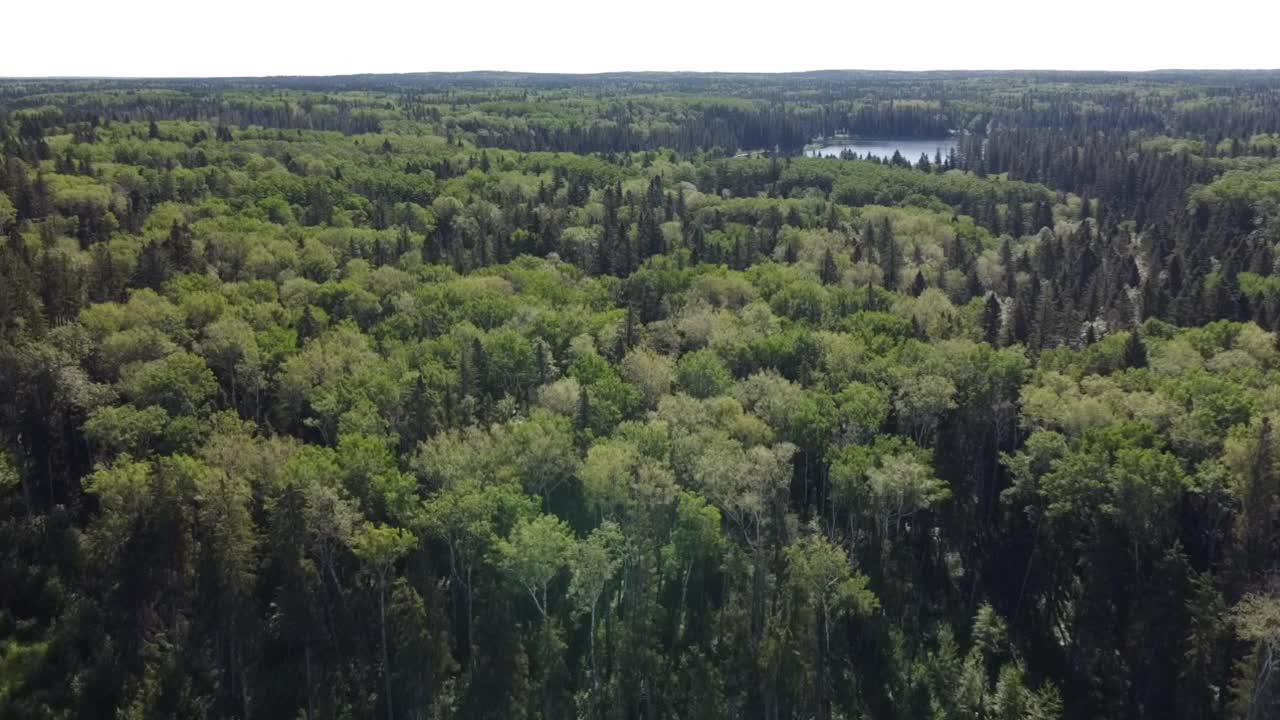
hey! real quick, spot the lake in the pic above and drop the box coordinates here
[806,138,957,161]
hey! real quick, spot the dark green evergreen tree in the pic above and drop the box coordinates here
[1123,329,1148,369]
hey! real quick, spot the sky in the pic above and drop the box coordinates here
[4,0,1279,77]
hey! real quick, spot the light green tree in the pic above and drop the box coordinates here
[785,531,878,720]
[677,349,733,399]
[866,452,950,539]
[569,521,624,707]
[499,513,576,623]
[352,522,417,720]
[1230,590,1280,720]
[621,348,677,408]
[894,372,957,445]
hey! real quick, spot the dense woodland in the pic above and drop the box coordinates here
[1,71,1280,720]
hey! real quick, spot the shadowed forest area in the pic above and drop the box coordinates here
[1,70,1280,720]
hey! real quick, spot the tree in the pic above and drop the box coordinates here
[695,438,795,641]
[0,192,16,235]
[677,350,733,399]
[984,293,1003,346]
[199,317,264,417]
[785,532,878,720]
[1230,589,1280,720]
[988,662,1063,720]
[911,269,927,297]
[1231,417,1280,576]
[882,219,900,291]
[665,491,725,656]
[276,325,401,443]
[621,348,676,408]
[578,435,678,521]
[499,513,575,623]
[820,248,839,285]
[493,410,580,503]
[894,373,958,445]
[865,452,950,539]
[419,480,533,667]
[569,521,623,709]
[1123,329,1148,369]
[353,523,417,720]
[120,351,219,417]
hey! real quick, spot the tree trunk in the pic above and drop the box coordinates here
[18,470,33,517]
[818,604,830,720]
[380,581,394,720]
[305,640,316,720]
[670,561,693,660]
[751,547,766,642]
[465,566,474,670]
[1248,644,1275,720]
[590,603,599,717]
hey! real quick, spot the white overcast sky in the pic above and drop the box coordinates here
[3,0,1278,77]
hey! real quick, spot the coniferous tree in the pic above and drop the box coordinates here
[1123,329,1148,369]
[910,270,927,297]
[881,219,900,291]
[820,248,839,285]
[1000,238,1016,297]
[1125,256,1141,287]
[983,294,1003,346]
[1009,197,1026,237]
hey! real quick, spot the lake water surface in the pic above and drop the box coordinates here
[806,138,957,161]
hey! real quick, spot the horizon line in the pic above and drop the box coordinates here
[4,67,1280,81]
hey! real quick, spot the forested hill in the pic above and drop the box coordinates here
[1,73,1279,720]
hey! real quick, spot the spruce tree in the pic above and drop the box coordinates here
[983,294,1003,346]
[1123,329,1148,369]
[910,270,927,297]
[1215,264,1242,321]
[820,248,839,285]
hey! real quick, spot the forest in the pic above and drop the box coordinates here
[1,70,1279,720]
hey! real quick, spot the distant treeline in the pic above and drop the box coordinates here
[6,71,1280,155]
